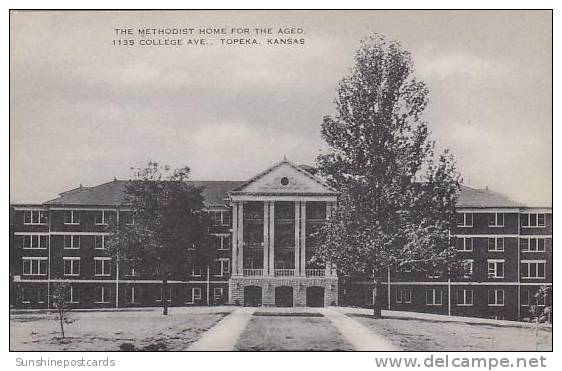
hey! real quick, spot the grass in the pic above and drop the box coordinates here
[349,312,553,351]
[10,307,232,351]
[235,314,353,351]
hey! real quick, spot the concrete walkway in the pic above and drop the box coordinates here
[186,307,255,351]
[319,307,400,351]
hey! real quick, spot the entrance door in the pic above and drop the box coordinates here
[274,286,293,307]
[306,286,325,307]
[244,286,262,307]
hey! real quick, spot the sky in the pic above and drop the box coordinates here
[10,10,552,206]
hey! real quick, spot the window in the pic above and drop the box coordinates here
[22,257,47,275]
[95,287,111,303]
[94,235,105,250]
[521,289,546,307]
[488,289,504,306]
[64,235,80,249]
[214,287,224,301]
[426,289,442,305]
[94,258,111,276]
[23,210,47,225]
[187,287,202,303]
[396,289,412,303]
[366,289,374,305]
[65,286,80,303]
[37,287,46,303]
[22,235,48,249]
[120,211,134,225]
[463,260,474,278]
[222,212,232,226]
[218,235,230,250]
[456,237,473,251]
[488,237,504,252]
[191,264,202,277]
[487,260,505,278]
[21,287,47,304]
[457,213,473,227]
[157,286,172,303]
[63,210,81,225]
[210,211,223,225]
[215,259,230,276]
[95,211,108,225]
[398,263,412,273]
[21,288,32,303]
[488,213,504,227]
[127,286,140,304]
[521,238,546,252]
[521,261,546,279]
[427,270,441,279]
[521,213,546,228]
[63,257,81,276]
[457,289,474,306]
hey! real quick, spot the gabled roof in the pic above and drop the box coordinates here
[44,179,245,207]
[229,158,337,194]
[35,164,526,209]
[457,185,525,208]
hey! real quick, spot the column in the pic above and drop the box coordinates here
[300,201,306,276]
[294,201,301,276]
[263,201,270,276]
[268,201,275,276]
[231,202,239,275]
[237,202,244,275]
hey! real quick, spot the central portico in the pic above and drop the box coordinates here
[228,159,339,307]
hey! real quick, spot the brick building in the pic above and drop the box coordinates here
[10,159,552,320]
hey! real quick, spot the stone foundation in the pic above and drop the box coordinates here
[229,276,338,307]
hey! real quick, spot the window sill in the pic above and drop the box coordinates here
[457,304,474,307]
[94,274,111,277]
[95,223,108,226]
[23,247,48,250]
[64,274,80,277]
[488,304,505,307]
[521,277,546,280]
[63,223,81,226]
[23,223,48,226]
[426,304,443,306]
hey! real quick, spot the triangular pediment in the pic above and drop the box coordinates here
[230,159,337,195]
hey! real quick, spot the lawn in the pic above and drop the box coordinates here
[10,307,232,351]
[235,309,353,351]
[344,309,552,351]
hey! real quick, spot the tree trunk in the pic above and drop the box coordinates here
[162,279,169,316]
[59,312,65,338]
[372,278,382,319]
